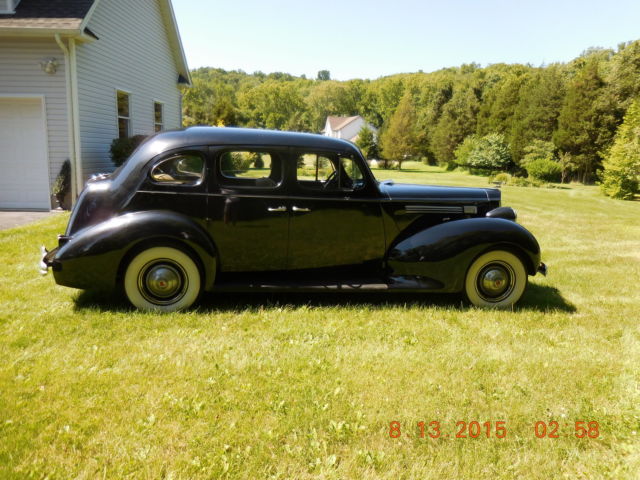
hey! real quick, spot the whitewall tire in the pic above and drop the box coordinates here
[124,246,201,312]
[464,250,527,309]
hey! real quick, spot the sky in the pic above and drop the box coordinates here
[172,0,640,80]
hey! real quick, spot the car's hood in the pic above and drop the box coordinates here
[378,181,499,203]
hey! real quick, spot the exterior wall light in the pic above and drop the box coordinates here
[41,58,59,75]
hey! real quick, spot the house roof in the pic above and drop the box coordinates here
[0,0,191,85]
[326,115,360,132]
[0,0,94,31]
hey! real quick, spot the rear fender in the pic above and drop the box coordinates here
[386,217,541,292]
[52,211,217,291]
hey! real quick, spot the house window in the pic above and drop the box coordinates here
[154,102,164,132]
[117,90,130,139]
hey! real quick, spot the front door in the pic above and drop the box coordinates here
[206,148,289,272]
[287,152,385,274]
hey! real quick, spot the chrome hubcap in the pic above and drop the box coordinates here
[476,262,514,302]
[146,265,181,298]
[138,260,187,305]
[481,267,509,296]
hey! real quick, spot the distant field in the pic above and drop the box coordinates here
[1,165,639,479]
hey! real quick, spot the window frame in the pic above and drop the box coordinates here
[153,100,164,132]
[116,89,131,139]
[148,151,206,187]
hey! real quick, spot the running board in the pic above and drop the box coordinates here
[211,276,442,293]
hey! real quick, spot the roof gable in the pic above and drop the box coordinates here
[327,115,361,132]
[327,115,362,132]
[0,0,190,85]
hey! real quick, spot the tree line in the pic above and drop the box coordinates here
[182,40,640,199]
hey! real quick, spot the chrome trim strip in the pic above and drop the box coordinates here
[404,205,463,214]
[136,190,482,205]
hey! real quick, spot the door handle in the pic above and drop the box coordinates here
[292,206,311,212]
[267,206,287,212]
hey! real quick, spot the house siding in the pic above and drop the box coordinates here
[338,119,365,142]
[75,0,182,178]
[0,38,69,190]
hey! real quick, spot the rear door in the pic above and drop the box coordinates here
[206,147,289,272]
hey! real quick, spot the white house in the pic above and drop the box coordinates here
[0,0,191,210]
[322,115,377,143]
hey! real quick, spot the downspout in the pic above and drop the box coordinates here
[68,39,83,197]
[54,34,83,204]
[54,34,77,203]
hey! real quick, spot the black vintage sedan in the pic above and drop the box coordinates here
[41,127,546,311]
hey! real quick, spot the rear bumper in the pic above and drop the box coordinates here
[40,237,119,291]
[40,234,73,274]
[39,246,60,275]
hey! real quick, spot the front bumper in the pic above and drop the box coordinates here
[537,262,548,276]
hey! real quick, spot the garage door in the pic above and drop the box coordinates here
[0,97,50,210]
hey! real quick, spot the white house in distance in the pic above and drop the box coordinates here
[322,115,377,143]
[0,0,191,210]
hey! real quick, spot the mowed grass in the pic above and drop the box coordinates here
[1,164,640,479]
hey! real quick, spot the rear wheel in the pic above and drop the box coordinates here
[124,246,201,312]
[464,250,527,308]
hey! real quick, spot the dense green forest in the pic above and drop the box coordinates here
[182,40,640,198]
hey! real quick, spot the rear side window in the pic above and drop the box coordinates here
[218,151,282,188]
[150,153,204,185]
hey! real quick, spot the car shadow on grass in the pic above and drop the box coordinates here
[517,283,576,312]
[73,282,575,314]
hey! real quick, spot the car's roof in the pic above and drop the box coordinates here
[155,126,360,152]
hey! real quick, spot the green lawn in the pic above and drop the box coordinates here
[1,165,639,479]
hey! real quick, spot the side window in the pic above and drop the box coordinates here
[296,154,335,189]
[296,153,365,191]
[150,153,204,185]
[339,156,365,190]
[218,151,281,188]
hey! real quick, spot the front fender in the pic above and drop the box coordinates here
[52,211,217,291]
[387,217,541,292]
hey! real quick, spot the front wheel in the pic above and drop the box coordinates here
[464,250,527,309]
[124,246,201,312]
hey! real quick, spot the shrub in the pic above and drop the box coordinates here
[511,176,542,187]
[220,151,255,175]
[454,133,512,174]
[110,135,148,167]
[525,158,562,182]
[52,159,71,210]
[488,172,543,188]
[490,172,512,184]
